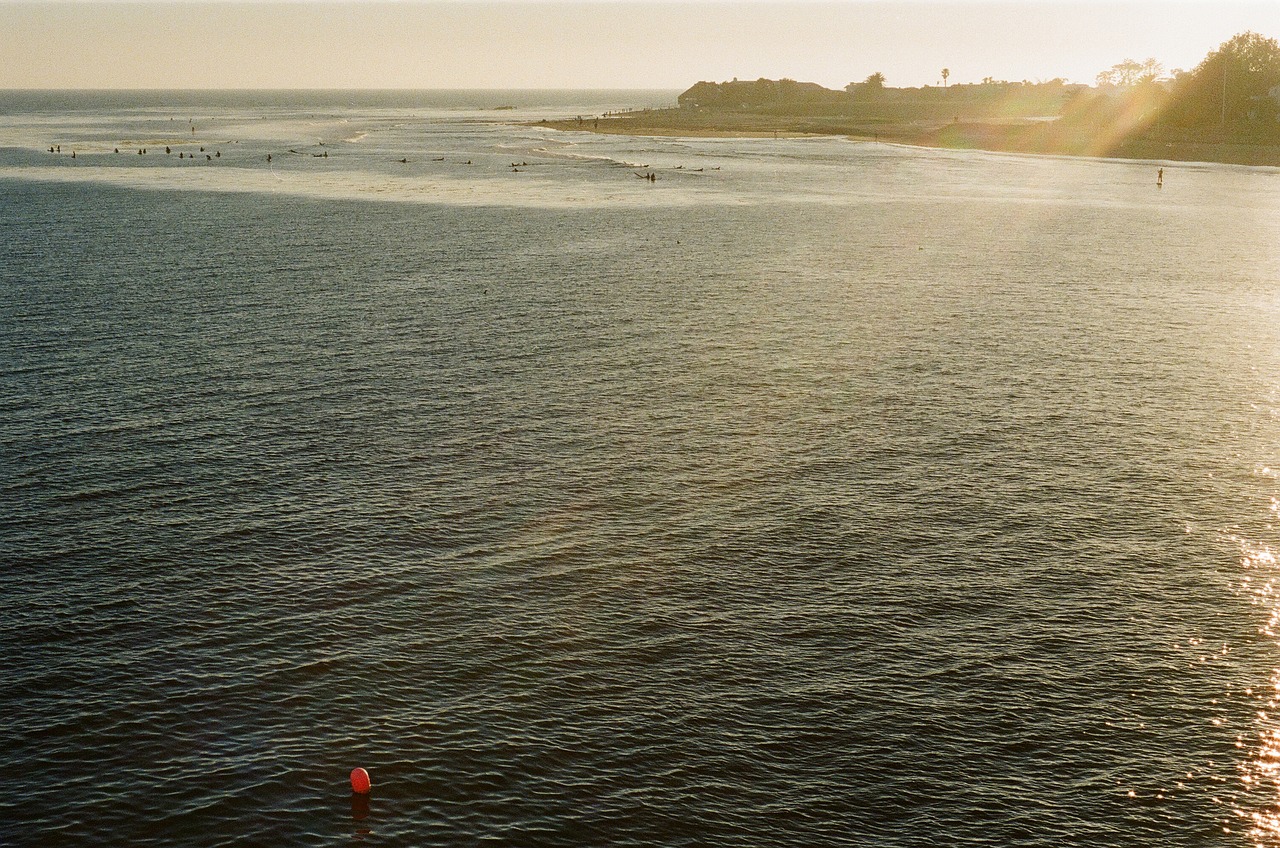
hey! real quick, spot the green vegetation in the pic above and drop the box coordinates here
[1095,58,1163,87]
[1051,31,1280,156]
[1164,31,1280,132]
[560,32,1280,166]
[679,74,1073,119]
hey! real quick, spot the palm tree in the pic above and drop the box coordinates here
[941,68,950,88]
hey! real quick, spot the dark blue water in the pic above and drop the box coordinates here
[5,93,1280,846]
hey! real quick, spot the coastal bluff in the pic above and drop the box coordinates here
[677,78,848,109]
[537,75,1280,168]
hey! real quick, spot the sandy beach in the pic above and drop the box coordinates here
[540,110,1280,168]
[539,116,828,139]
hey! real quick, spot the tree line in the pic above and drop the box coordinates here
[681,31,1280,141]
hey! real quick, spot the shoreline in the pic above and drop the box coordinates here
[538,117,827,139]
[537,112,1280,169]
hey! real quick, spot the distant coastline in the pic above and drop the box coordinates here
[539,109,1280,169]
[538,55,1280,168]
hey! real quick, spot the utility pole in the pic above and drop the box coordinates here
[1221,60,1227,131]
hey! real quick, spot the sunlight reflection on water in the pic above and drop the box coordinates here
[7,91,1280,847]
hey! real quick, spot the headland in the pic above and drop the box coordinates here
[539,60,1280,168]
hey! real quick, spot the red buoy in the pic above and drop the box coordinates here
[350,767,371,794]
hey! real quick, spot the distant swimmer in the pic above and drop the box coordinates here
[433,157,444,161]
[206,154,211,161]
[71,150,75,158]
[114,148,119,153]
[166,146,171,154]
[179,152,184,158]
[267,154,272,162]
[399,158,408,163]
[216,151,220,158]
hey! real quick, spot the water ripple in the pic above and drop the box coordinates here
[4,114,1280,846]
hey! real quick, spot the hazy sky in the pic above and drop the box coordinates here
[2,1,1279,90]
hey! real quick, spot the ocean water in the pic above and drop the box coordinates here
[4,90,1280,846]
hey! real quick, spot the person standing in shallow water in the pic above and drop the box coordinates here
[1157,168,1163,187]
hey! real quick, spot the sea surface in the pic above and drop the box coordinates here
[4,89,1280,846]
